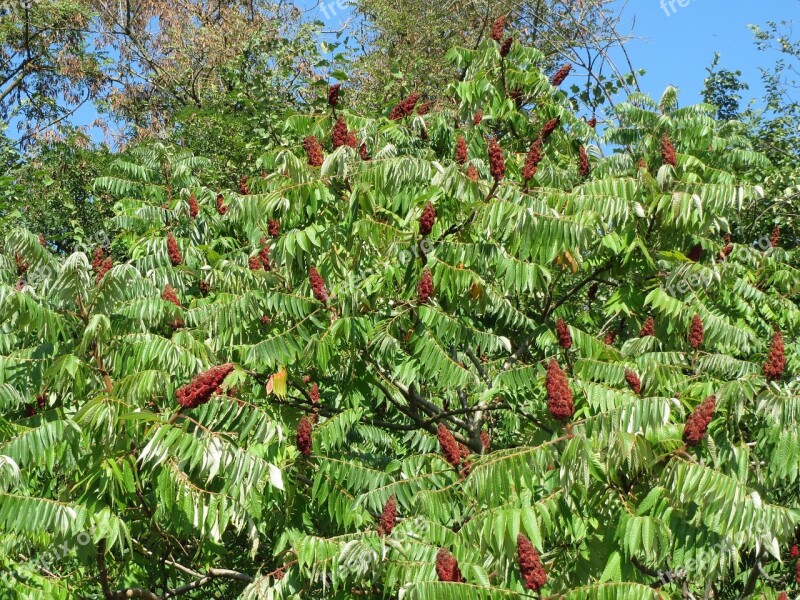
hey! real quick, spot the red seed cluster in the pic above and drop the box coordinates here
[689,314,704,350]
[625,369,642,395]
[188,194,199,218]
[771,225,780,248]
[517,534,547,591]
[490,16,506,42]
[417,102,431,116]
[389,92,421,120]
[480,430,491,452]
[763,329,786,381]
[466,165,479,181]
[377,494,397,536]
[304,136,324,167]
[309,382,320,424]
[588,117,597,128]
[499,37,513,57]
[473,111,483,125]
[92,247,105,272]
[683,395,716,446]
[260,315,271,325]
[266,218,280,238]
[162,284,182,308]
[435,548,464,583]
[249,255,263,271]
[437,423,461,471]
[332,117,350,149]
[790,544,799,558]
[661,133,677,167]
[15,254,28,276]
[96,257,113,284]
[175,364,235,409]
[418,268,433,304]
[259,241,271,271]
[578,145,591,177]
[551,63,572,87]
[297,416,312,457]
[546,359,574,421]
[639,316,655,337]
[637,158,649,172]
[216,193,228,215]
[198,280,210,295]
[419,202,436,236]
[359,142,370,161]
[540,117,560,141]
[522,139,542,181]
[487,138,506,182]
[239,176,250,195]
[509,88,524,109]
[328,84,341,107]
[167,232,182,266]
[778,592,788,600]
[604,330,617,346]
[555,318,572,350]
[309,267,329,304]
[718,243,733,261]
[687,243,702,262]
[455,136,468,165]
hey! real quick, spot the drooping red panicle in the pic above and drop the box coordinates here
[546,359,574,421]
[683,395,716,446]
[764,329,786,381]
[625,369,642,395]
[167,232,182,266]
[466,164,479,181]
[687,243,702,262]
[332,117,349,149]
[499,36,512,57]
[389,92,421,120]
[473,110,483,125]
[268,218,280,238]
[297,416,312,457]
[689,314,704,350]
[437,423,461,470]
[328,83,341,107]
[487,138,506,182]
[578,145,591,177]
[238,175,250,195]
[303,136,324,167]
[639,316,655,337]
[771,225,781,248]
[175,364,235,409]
[216,193,228,215]
[92,247,105,272]
[540,117,560,141]
[661,133,677,167]
[522,139,542,181]
[188,193,199,218]
[455,136,468,165]
[419,202,436,236]
[377,495,397,536]
[417,268,433,304]
[435,547,464,583]
[490,15,506,42]
[555,318,572,350]
[309,267,329,304]
[551,63,572,87]
[480,430,491,452]
[96,256,113,284]
[517,534,547,591]
[162,284,182,308]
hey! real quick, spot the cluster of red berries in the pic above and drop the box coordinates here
[487,138,506,182]
[689,314,704,350]
[92,247,105,272]
[167,232,182,266]
[389,92,421,120]
[683,395,716,446]
[546,359,574,421]
[198,280,210,295]
[297,415,313,457]
[480,429,491,452]
[328,84,341,107]
[259,241,271,271]
[771,225,781,248]
[661,133,677,167]
[417,102,431,116]
[419,202,436,236]
[162,284,182,308]
[490,16,505,42]
[95,256,113,284]
[455,136,468,165]
[176,364,235,409]
[332,117,357,149]
[639,316,655,337]
[551,63,572,87]
[555,318,572,350]
[517,534,547,591]
[522,139,542,181]
[499,36,513,57]
[15,254,29,276]
[260,314,271,325]
[687,243,702,262]
[764,329,786,381]
[267,218,280,237]
[188,194,199,218]
[473,111,483,125]
[304,136,325,167]
[578,146,591,177]
[790,544,799,558]
[309,266,329,304]
[249,255,262,271]
[438,423,461,470]
[435,547,464,582]
[418,268,433,304]
[359,142,370,161]
[541,117,560,141]
[604,330,617,346]
[216,193,228,215]
[718,242,734,261]
[377,494,397,536]
[466,164,479,181]
[778,592,788,600]
[239,176,250,195]
[309,382,320,424]
[587,116,597,128]
[625,369,642,395]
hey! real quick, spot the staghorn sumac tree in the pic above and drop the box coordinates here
[0,24,799,600]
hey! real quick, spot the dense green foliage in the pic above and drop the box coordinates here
[1,19,800,600]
